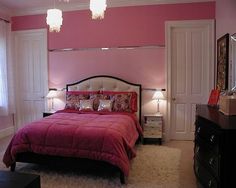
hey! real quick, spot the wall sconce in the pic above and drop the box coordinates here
[46,88,58,112]
[152,90,164,115]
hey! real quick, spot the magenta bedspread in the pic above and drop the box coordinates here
[3,112,142,176]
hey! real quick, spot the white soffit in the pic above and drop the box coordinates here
[0,0,215,16]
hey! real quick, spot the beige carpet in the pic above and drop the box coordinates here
[0,145,181,188]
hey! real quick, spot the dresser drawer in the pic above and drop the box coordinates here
[195,139,219,178]
[195,118,220,146]
[195,135,219,155]
[194,157,218,188]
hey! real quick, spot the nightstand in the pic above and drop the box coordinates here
[43,112,54,117]
[143,114,163,145]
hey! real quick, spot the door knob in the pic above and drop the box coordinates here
[172,98,176,101]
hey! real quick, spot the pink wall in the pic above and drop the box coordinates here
[9,2,215,115]
[12,2,215,49]
[216,0,236,38]
[11,2,215,88]
[49,47,165,89]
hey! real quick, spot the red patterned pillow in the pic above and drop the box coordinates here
[102,91,137,112]
[65,91,98,110]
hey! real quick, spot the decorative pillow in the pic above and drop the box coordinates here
[78,99,94,111]
[65,91,98,110]
[97,99,112,112]
[102,91,137,112]
[112,93,132,112]
[90,94,110,111]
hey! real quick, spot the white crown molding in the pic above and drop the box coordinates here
[11,0,215,16]
[108,0,215,7]
[12,2,89,16]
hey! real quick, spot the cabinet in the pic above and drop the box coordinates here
[143,114,163,145]
[194,104,236,188]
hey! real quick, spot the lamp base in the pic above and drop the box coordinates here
[155,112,163,116]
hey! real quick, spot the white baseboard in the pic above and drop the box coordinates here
[0,126,14,139]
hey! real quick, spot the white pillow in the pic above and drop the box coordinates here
[79,99,94,111]
[97,99,112,112]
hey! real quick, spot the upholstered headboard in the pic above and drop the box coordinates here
[66,75,142,123]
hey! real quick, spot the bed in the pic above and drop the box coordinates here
[3,75,142,184]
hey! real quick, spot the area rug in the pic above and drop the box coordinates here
[0,145,181,188]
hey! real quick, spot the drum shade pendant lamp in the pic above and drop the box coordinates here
[90,0,107,19]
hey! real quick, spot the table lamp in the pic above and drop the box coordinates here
[46,88,57,112]
[152,90,164,115]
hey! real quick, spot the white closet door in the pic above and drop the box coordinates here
[166,20,214,140]
[14,29,48,130]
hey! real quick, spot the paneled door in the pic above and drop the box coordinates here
[166,20,214,140]
[14,29,48,130]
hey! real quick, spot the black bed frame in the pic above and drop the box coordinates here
[10,75,142,184]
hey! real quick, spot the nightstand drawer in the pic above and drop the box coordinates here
[144,123,162,128]
[145,116,160,121]
[144,127,162,138]
[145,121,162,127]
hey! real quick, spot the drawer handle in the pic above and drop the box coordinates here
[195,146,200,153]
[195,165,199,174]
[210,135,215,142]
[209,158,214,165]
[208,180,212,187]
[197,127,201,133]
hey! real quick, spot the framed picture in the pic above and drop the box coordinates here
[216,33,229,91]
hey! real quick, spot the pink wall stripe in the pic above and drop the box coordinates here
[12,2,215,49]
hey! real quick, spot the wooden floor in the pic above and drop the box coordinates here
[0,135,197,187]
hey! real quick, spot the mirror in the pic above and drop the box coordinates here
[230,33,236,90]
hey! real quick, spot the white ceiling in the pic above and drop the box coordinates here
[0,0,214,16]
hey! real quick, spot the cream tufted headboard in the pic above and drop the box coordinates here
[66,75,142,123]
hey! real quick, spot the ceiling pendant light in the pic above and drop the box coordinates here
[46,8,63,32]
[90,0,107,20]
[46,0,67,32]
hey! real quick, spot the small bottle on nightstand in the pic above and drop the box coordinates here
[143,114,163,145]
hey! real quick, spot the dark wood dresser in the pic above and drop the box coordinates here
[194,104,236,188]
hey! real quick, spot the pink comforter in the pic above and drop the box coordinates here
[3,111,142,176]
